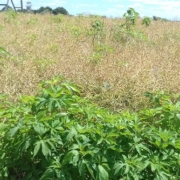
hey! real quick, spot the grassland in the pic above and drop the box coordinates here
[0,12,180,112]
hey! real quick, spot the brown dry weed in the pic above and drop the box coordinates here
[0,12,180,112]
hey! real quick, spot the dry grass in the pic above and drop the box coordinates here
[0,12,180,112]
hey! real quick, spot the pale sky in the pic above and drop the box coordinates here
[8,0,180,20]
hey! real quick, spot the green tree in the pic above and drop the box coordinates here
[36,6,46,13]
[52,7,68,15]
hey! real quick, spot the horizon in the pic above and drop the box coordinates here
[2,0,180,20]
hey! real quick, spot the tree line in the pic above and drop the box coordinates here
[33,6,68,15]
[0,6,69,15]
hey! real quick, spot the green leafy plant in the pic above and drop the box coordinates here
[123,8,139,32]
[142,91,180,131]
[112,8,149,44]
[88,20,105,48]
[0,77,180,179]
[142,17,152,26]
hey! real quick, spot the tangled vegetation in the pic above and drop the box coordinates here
[0,8,180,112]
[0,8,180,179]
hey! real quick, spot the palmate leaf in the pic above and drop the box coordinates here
[41,141,51,158]
[113,162,124,175]
[85,162,95,179]
[8,122,22,137]
[62,82,80,94]
[33,123,48,136]
[156,171,171,180]
[66,127,77,142]
[98,165,109,180]
[78,159,86,178]
[40,168,54,180]
[33,141,41,157]
[134,143,150,155]
[33,140,51,158]
[62,150,79,165]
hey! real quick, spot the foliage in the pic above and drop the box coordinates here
[87,19,111,64]
[33,6,50,14]
[0,8,179,113]
[89,19,105,47]
[142,91,180,131]
[123,8,139,31]
[142,17,151,26]
[32,6,68,15]
[0,78,180,179]
[53,7,68,15]
[112,8,150,44]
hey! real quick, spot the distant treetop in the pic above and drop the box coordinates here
[34,6,68,15]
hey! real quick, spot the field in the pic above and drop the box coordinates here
[0,12,180,111]
[1,11,180,179]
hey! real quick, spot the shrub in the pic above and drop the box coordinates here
[0,77,180,179]
[112,8,150,44]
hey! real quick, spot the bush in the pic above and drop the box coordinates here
[112,8,149,44]
[0,77,180,179]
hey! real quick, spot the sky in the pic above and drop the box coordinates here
[10,0,180,20]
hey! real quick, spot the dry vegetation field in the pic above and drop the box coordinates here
[0,12,180,112]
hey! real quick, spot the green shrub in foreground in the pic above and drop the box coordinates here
[0,77,180,179]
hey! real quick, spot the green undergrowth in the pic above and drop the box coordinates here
[0,77,180,180]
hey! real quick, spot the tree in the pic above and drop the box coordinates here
[33,6,68,15]
[52,7,68,15]
[36,6,46,13]
[36,6,53,14]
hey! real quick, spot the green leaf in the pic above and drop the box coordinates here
[8,123,21,137]
[24,173,32,180]
[63,150,79,165]
[62,82,80,94]
[98,165,109,180]
[40,168,54,180]
[41,141,51,158]
[97,137,103,145]
[176,114,180,120]
[33,141,41,157]
[78,159,86,178]
[33,124,48,136]
[114,162,124,175]
[66,127,77,142]
[24,138,31,150]
[85,162,95,179]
